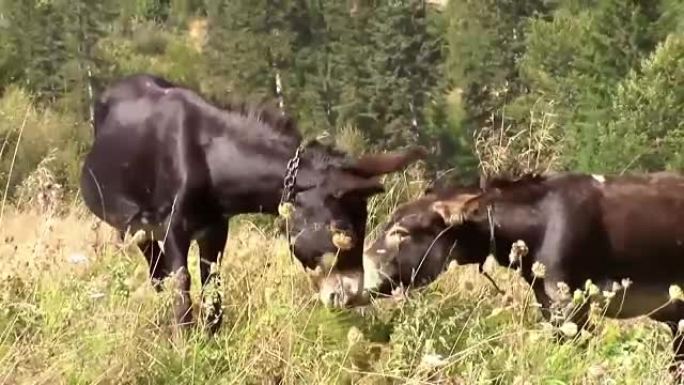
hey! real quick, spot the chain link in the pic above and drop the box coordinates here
[281,145,303,204]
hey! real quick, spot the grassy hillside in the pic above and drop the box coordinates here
[0,176,676,384]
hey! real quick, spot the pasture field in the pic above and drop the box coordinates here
[0,174,676,385]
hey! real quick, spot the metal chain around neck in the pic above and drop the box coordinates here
[477,203,505,296]
[280,145,304,204]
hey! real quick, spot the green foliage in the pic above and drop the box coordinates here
[0,210,675,383]
[0,86,89,198]
[2,1,684,383]
[517,0,665,172]
[3,0,684,194]
[593,34,684,172]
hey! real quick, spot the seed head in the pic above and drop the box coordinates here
[347,326,364,345]
[584,279,600,297]
[531,261,546,278]
[509,240,529,265]
[421,353,447,368]
[278,202,295,219]
[556,281,570,299]
[332,232,353,250]
[572,289,585,304]
[670,284,684,302]
[621,278,633,289]
[611,281,621,293]
[559,321,578,337]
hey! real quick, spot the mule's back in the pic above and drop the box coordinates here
[596,173,684,274]
[93,74,175,137]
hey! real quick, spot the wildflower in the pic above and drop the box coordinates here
[621,278,633,289]
[531,261,546,278]
[277,202,295,219]
[391,286,406,301]
[331,231,353,250]
[347,326,364,345]
[509,240,529,265]
[421,353,447,368]
[611,281,621,293]
[670,284,684,302]
[572,289,585,304]
[556,282,570,299]
[559,321,578,337]
[67,253,88,265]
[421,340,446,368]
[602,290,615,300]
[584,279,600,297]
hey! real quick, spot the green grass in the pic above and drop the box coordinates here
[0,197,677,385]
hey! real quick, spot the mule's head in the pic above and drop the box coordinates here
[362,185,489,296]
[282,143,428,307]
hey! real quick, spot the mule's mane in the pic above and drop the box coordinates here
[215,98,350,165]
[485,173,548,190]
[484,172,550,204]
[215,98,301,141]
[150,73,301,143]
[422,172,551,207]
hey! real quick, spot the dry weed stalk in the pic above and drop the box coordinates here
[14,149,64,216]
[474,104,561,180]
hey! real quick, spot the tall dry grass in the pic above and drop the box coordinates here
[0,96,676,384]
[0,167,676,384]
[474,103,562,180]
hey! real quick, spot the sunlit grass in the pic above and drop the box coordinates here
[0,190,676,385]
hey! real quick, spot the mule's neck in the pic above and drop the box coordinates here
[452,202,544,271]
[210,139,306,215]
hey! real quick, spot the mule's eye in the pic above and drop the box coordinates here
[386,227,410,247]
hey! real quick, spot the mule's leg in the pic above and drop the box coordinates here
[118,230,170,291]
[196,221,228,333]
[159,225,193,329]
[531,279,554,321]
[138,239,168,291]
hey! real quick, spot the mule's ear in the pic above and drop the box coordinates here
[334,174,385,198]
[346,146,428,177]
[430,193,481,225]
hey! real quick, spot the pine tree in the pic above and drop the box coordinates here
[521,0,666,171]
[203,0,301,137]
[444,0,551,133]
[593,34,684,172]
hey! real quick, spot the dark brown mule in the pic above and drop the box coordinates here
[80,74,426,332]
[363,172,684,377]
